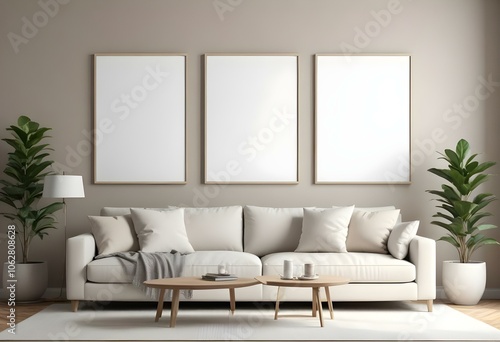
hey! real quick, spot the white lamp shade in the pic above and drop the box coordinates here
[43,175,85,199]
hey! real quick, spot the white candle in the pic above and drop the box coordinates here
[283,260,293,279]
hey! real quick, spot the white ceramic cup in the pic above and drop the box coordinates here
[283,260,293,279]
[218,263,228,275]
[304,263,315,277]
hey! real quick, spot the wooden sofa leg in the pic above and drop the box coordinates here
[426,300,433,312]
[71,300,79,312]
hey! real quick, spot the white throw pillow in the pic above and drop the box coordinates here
[244,206,304,256]
[88,214,139,257]
[183,206,243,251]
[346,209,400,253]
[387,220,419,259]
[130,208,194,254]
[295,206,354,253]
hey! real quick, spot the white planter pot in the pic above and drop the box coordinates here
[2,261,48,302]
[442,260,486,305]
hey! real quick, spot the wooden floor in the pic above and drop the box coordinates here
[438,299,500,329]
[0,299,54,331]
[1,299,499,332]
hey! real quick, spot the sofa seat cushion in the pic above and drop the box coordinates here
[87,257,135,283]
[181,251,262,278]
[261,252,415,283]
[87,251,261,283]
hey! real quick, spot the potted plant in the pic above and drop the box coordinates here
[427,138,499,305]
[0,115,63,301]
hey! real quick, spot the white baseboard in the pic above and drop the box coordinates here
[436,286,500,300]
[0,287,65,301]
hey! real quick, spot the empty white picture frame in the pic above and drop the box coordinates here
[315,55,411,184]
[204,54,299,184]
[93,54,186,184]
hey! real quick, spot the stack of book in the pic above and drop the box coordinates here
[202,273,238,281]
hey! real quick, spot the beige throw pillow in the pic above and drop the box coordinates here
[387,220,419,259]
[88,214,139,257]
[295,206,354,253]
[130,208,194,254]
[346,209,400,253]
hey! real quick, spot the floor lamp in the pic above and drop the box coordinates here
[43,174,85,298]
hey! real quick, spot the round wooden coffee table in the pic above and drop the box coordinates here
[255,275,349,327]
[144,277,259,327]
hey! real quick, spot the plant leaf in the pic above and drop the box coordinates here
[477,223,497,231]
[17,115,31,127]
[456,139,469,160]
[438,235,460,247]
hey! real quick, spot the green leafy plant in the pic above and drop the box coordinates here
[0,116,63,263]
[427,138,499,263]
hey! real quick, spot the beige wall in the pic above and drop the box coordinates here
[1,0,499,291]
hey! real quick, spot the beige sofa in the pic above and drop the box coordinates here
[67,205,436,312]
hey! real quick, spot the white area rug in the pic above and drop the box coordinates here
[1,301,499,341]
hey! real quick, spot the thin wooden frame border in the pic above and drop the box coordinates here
[93,53,187,184]
[204,53,299,184]
[314,54,412,184]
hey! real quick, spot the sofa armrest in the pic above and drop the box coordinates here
[408,235,436,300]
[66,233,96,300]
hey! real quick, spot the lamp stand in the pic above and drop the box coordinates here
[58,197,67,298]
[42,174,85,301]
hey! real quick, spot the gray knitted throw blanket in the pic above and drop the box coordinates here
[96,251,193,300]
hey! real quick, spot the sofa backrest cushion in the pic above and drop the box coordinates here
[243,206,304,256]
[184,206,243,251]
[100,206,243,252]
[101,207,132,216]
[100,207,176,216]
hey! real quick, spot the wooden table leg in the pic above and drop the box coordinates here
[313,287,324,327]
[324,286,333,319]
[229,288,236,315]
[169,289,180,328]
[312,288,317,317]
[155,289,166,322]
[274,287,282,320]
